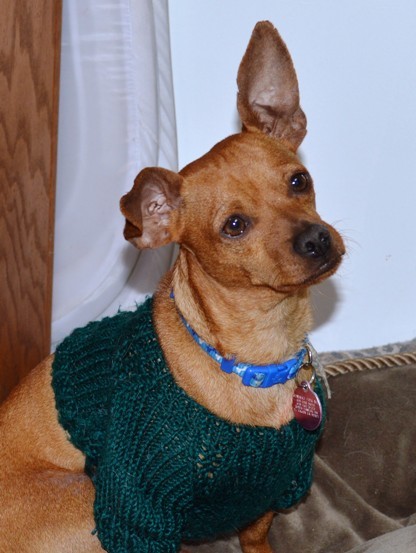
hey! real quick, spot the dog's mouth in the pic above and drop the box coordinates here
[275,252,344,293]
[304,254,343,283]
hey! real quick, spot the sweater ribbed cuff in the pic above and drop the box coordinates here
[96,524,180,553]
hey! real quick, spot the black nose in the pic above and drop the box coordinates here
[294,224,332,259]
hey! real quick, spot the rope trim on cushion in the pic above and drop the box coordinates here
[324,351,416,377]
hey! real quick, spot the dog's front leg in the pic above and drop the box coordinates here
[238,511,275,553]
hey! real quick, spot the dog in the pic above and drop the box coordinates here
[0,21,345,553]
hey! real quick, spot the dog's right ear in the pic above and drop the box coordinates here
[120,167,182,249]
[237,21,307,151]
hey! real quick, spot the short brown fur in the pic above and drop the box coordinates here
[0,21,344,552]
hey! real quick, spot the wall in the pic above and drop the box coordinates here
[169,0,416,352]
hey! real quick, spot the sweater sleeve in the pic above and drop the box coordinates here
[52,313,133,462]
[92,380,193,553]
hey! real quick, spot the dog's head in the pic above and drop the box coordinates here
[121,21,345,294]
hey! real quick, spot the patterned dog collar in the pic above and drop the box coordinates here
[171,291,309,388]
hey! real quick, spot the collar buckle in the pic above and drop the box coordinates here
[240,353,306,388]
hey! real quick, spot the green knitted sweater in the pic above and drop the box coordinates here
[52,298,325,553]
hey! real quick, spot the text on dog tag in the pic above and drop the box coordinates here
[292,381,322,431]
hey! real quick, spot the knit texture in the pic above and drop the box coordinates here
[52,298,325,553]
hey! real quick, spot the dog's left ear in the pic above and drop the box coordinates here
[237,21,307,151]
[120,167,182,249]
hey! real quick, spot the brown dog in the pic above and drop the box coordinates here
[0,21,344,553]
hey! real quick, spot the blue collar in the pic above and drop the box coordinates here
[171,292,309,389]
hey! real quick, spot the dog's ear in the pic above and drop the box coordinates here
[120,167,182,249]
[237,21,307,151]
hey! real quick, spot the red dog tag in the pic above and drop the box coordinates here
[292,381,322,431]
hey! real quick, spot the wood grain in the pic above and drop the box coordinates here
[0,0,62,402]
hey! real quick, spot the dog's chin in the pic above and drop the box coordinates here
[275,254,344,293]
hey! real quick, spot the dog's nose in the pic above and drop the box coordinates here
[293,224,332,258]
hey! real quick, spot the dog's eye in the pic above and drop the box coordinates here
[221,215,250,238]
[290,172,311,193]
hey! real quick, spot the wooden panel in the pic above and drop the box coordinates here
[0,0,62,402]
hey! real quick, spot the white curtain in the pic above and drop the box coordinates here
[52,0,177,347]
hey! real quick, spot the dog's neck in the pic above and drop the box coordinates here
[169,250,313,366]
[153,250,313,426]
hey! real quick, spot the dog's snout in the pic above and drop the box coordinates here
[294,224,332,259]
